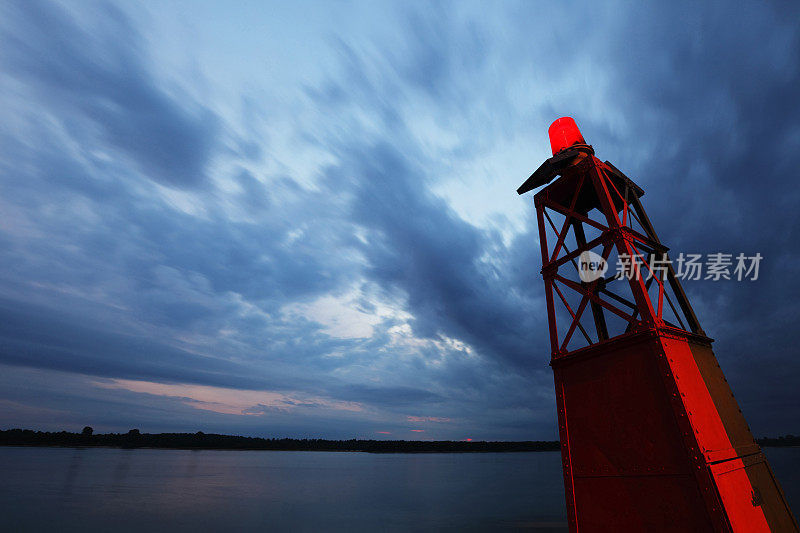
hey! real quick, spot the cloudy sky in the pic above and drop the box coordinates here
[0,0,798,440]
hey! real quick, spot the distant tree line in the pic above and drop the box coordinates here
[756,435,800,447]
[3,428,795,452]
[0,428,561,453]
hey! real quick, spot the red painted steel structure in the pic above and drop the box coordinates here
[518,118,797,532]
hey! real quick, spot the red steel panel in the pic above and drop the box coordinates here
[553,331,717,531]
[711,455,798,532]
[552,328,797,532]
[572,475,714,531]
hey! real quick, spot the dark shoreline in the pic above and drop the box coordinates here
[0,429,560,453]
[2,429,798,453]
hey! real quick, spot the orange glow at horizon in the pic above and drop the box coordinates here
[92,378,363,416]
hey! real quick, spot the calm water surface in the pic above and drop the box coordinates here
[0,447,797,532]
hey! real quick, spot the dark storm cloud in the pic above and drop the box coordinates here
[305,0,800,435]
[340,142,546,371]
[0,0,798,439]
[0,298,279,390]
[338,383,444,407]
[0,0,372,416]
[305,16,552,375]
[569,1,800,435]
[1,0,218,189]
[2,0,557,437]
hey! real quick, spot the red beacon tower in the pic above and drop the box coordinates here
[518,118,797,532]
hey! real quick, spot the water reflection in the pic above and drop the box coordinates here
[61,448,84,498]
[0,447,796,532]
[111,449,132,492]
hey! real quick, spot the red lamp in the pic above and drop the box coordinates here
[548,117,586,155]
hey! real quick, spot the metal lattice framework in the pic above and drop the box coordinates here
[520,146,703,356]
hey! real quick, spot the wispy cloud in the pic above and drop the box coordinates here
[407,416,450,424]
[94,379,363,416]
[1,0,219,189]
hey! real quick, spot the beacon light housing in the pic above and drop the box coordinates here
[548,116,586,155]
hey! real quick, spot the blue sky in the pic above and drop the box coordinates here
[0,0,798,440]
